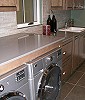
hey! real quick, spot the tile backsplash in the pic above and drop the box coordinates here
[0,0,71,37]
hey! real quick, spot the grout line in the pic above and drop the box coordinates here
[63,72,85,100]
[76,70,85,73]
[65,81,75,85]
[76,70,85,74]
[76,84,85,89]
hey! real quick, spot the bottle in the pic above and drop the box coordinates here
[51,15,57,33]
[47,15,52,32]
[47,15,52,25]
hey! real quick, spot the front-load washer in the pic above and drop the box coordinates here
[26,48,62,100]
[0,64,30,100]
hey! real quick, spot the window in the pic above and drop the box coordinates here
[17,0,42,28]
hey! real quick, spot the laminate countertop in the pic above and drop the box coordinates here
[0,31,82,76]
[0,32,67,76]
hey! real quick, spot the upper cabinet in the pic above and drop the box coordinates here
[51,0,84,10]
[51,0,63,9]
[0,0,16,6]
[0,0,19,11]
[66,0,73,10]
[51,0,63,7]
[73,0,84,9]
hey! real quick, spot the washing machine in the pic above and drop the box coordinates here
[26,48,62,100]
[0,64,30,100]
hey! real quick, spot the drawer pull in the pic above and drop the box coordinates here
[63,72,66,75]
[59,45,61,48]
[63,52,66,55]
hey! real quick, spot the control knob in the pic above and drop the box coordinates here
[46,56,53,61]
[0,84,4,92]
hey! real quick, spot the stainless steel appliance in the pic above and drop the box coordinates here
[27,48,62,100]
[0,65,30,100]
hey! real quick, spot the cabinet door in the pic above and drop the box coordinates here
[51,0,63,7]
[61,58,72,82]
[62,40,72,62]
[72,36,79,72]
[79,34,84,65]
[83,35,85,58]
[66,0,73,10]
[0,0,16,6]
[73,0,84,9]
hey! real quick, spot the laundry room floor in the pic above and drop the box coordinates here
[59,61,85,100]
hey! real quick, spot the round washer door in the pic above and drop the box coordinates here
[38,64,61,100]
[0,91,27,100]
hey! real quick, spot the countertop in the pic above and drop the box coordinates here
[0,31,83,76]
[0,32,67,76]
[0,33,65,65]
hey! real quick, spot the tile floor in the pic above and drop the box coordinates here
[59,61,85,100]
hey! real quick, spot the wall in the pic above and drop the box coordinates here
[71,0,85,27]
[71,10,85,27]
[0,0,71,37]
[43,0,71,28]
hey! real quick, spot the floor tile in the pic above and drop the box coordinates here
[59,83,74,100]
[77,63,85,73]
[64,86,85,100]
[77,74,85,87]
[67,71,83,85]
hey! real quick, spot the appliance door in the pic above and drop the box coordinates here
[38,63,61,100]
[0,91,27,100]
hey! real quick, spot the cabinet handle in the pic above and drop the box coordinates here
[63,52,66,55]
[75,36,78,39]
[58,45,61,48]
[63,72,66,75]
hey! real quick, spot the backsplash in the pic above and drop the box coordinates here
[0,0,71,37]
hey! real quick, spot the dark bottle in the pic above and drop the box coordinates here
[47,15,51,25]
[51,15,57,33]
[47,15,52,31]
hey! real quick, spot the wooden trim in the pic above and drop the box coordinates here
[0,6,17,12]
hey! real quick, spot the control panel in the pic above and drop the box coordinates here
[15,69,25,82]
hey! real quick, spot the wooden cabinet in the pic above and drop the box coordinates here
[0,0,19,11]
[73,0,84,9]
[0,0,16,6]
[61,32,85,82]
[72,35,79,72]
[51,0,84,10]
[83,35,85,55]
[72,33,85,72]
[79,34,85,65]
[62,58,72,81]
[51,0,63,7]
[61,39,72,82]
[51,0,73,10]
[66,0,73,10]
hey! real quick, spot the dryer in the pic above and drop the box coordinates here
[0,65,30,100]
[27,48,62,100]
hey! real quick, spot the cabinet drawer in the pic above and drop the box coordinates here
[0,0,16,6]
[62,41,72,62]
[61,58,72,82]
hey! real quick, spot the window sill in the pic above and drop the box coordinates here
[17,22,42,29]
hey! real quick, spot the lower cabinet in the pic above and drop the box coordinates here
[72,35,79,72]
[83,35,85,59]
[61,33,85,83]
[79,34,85,65]
[72,33,85,72]
[61,39,72,82]
[61,57,72,82]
